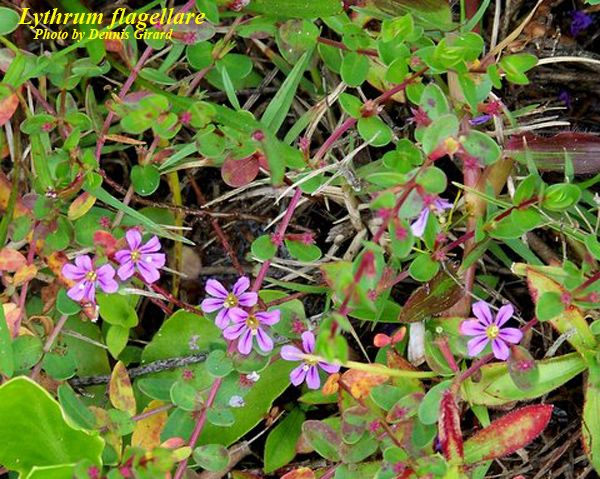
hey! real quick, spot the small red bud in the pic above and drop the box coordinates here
[374,333,391,348]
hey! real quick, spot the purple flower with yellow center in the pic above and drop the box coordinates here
[114,230,166,284]
[223,309,280,355]
[460,301,523,360]
[62,255,118,303]
[201,277,258,329]
[410,197,453,238]
[281,331,340,389]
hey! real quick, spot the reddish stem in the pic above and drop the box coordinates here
[316,37,379,57]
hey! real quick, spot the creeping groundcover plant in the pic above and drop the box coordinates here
[2,0,600,477]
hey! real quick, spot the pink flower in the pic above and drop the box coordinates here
[460,301,523,360]
[410,197,452,238]
[114,230,166,284]
[223,310,280,355]
[201,277,258,329]
[281,331,340,389]
[62,255,118,303]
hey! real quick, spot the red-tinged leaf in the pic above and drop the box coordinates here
[221,155,260,188]
[280,467,315,479]
[109,361,136,416]
[0,248,27,272]
[94,231,118,256]
[0,172,29,218]
[582,372,600,473]
[132,400,167,450]
[0,90,18,127]
[68,192,96,221]
[438,391,464,464]
[506,132,600,174]
[397,266,463,323]
[463,404,553,464]
[301,420,341,461]
[342,369,388,399]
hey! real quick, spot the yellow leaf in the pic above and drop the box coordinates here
[13,264,37,286]
[342,369,388,399]
[131,400,167,450]
[109,361,136,416]
[68,192,96,221]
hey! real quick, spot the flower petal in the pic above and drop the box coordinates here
[256,310,280,326]
[137,261,160,284]
[84,281,96,303]
[114,250,131,264]
[306,366,320,390]
[205,279,228,299]
[98,276,118,294]
[201,297,224,313]
[256,328,273,352]
[238,292,258,307]
[237,329,254,355]
[67,282,88,301]
[215,308,230,329]
[96,264,116,281]
[139,235,161,253]
[117,261,135,281]
[125,229,142,250]
[499,327,523,344]
[459,319,486,337]
[472,301,494,325]
[433,198,453,211]
[318,361,340,374]
[281,345,303,361]
[228,308,248,323]
[410,208,429,238]
[141,252,166,269]
[491,338,509,360]
[232,277,250,296]
[301,331,315,354]
[224,323,246,340]
[74,255,93,272]
[62,263,87,281]
[495,303,514,327]
[290,364,307,386]
[467,335,489,357]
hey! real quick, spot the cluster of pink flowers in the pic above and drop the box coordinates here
[62,229,165,304]
[201,277,280,355]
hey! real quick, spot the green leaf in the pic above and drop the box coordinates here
[583,370,600,473]
[139,67,176,85]
[0,303,14,377]
[251,234,278,261]
[0,377,103,476]
[416,166,447,194]
[542,183,581,211]
[421,114,459,155]
[130,165,161,197]
[106,325,130,359]
[460,130,501,166]
[285,240,322,262]
[461,353,585,406]
[97,293,138,328]
[358,117,393,147]
[302,420,341,461]
[261,50,312,134]
[535,291,565,321]
[247,0,343,18]
[341,52,369,87]
[193,444,230,472]
[409,253,439,282]
[264,408,305,473]
[419,83,449,120]
[418,380,452,425]
[499,53,537,85]
[206,350,234,378]
[57,385,96,430]
[0,7,20,35]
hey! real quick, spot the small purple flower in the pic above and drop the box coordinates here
[201,277,258,329]
[114,230,166,284]
[460,301,523,360]
[558,90,572,108]
[223,309,280,355]
[281,331,340,389]
[410,197,453,238]
[570,10,593,36]
[469,114,492,126]
[62,255,118,303]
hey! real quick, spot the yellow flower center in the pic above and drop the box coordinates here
[86,271,97,282]
[486,325,500,340]
[224,293,238,308]
[131,250,141,262]
[245,314,259,331]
